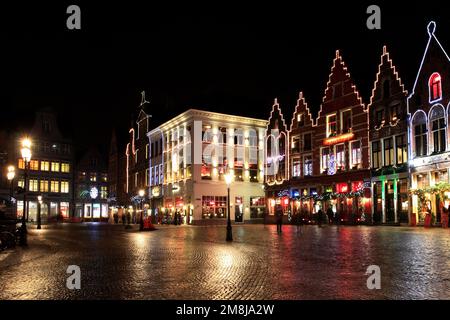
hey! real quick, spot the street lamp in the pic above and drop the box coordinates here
[224,172,233,242]
[20,137,32,246]
[138,189,145,231]
[6,165,15,201]
[37,195,43,230]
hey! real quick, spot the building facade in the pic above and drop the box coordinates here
[13,110,75,222]
[368,46,409,224]
[265,51,372,224]
[74,148,109,221]
[147,109,267,225]
[408,22,450,225]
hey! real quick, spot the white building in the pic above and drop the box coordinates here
[146,109,267,224]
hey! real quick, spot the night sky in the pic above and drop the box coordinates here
[0,1,449,152]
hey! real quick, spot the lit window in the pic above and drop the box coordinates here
[135,172,138,187]
[372,141,382,169]
[29,179,38,192]
[351,141,362,168]
[61,163,70,173]
[146,144,149,159]
[51,162,60,172]
[18,159,24,169]
[41,161,49,171]
[413,112,428,157]
[90,173,97,182]
[101,174,107,182]
[135,149,139,164]
[429,72,442,102]
[336,144,345,170]
[18,179,24,189]
[396,135,408,165]
[321,147,330,172]
[292,159,301,177]
[304,155,313,176]
[297,113,304,126]
[384,138,394,166]
[430,106,446,153]
[29,160,39,171]
[40,180,49,192]
[145,169,149,186]
[50,181,59,193]
[60,181,69,193]
[78,171,86,181]
[100,186,107,199]
[326,114,337,137]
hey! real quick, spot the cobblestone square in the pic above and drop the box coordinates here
[0,224,449,300]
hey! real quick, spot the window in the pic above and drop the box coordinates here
[60,181,69,193]
[375,109,385,127]
[135,149,138,164]
[78,171,86,181]
[391,104,400,121]
[384,138,394,166]
[159,164,163,183]
[40,180,49,192]
[351,141,362,168]
[372,141,382,169]
[154,166,159,185]
[303,133,312,151]
[234,130,244,145]
[304,155,313,176]
[51,144,59,153]
[326,114,337,137]
[29,160,39,171]
[90,173,97,182]
[291,135,300,152]
[332,82,343,99]
[134,172,138,187]
[341,110,352,134]
[43,142,50,153]
[145,169,149,186]
[101,174,107,182]
[40,161,49,171]
[220,128,227,144]
[62,144,70,155]
[249,168,258,182]
[18,159,25,169]
[202,196,227,219]
[18,179,24,189]
[248,132,258,147]
[336,144,345,171]
[29,179,38,192]
[413,112,428,157]
[250,197,265,219]
[146,144,149,159]
[43,120,51,133]
[430,106,446,153]
[429,72,442,102]
[51,162,60,172]
[292,159,301,177]
[50,180,59,193]
[321,148,330,172]
[61,163,70,173]
[100,186,107,199]
[396,135,408,165]
[297,113,305,127]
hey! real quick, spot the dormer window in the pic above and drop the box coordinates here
[297,113,305,127]
[429,72,442,102]
[326,114,337,137]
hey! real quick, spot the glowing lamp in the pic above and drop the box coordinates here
[224,172,233,186]
[323,133,354,146]
[138,189,145,197]
[283,198,289,205]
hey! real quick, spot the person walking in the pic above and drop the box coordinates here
[275,204,283,234]
[326,207,333,224]
[317,209,323,228]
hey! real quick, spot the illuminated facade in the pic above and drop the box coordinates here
[74,148,109,221]
[407,22,450,225]
[12,110,75,222]
[147,109,267,225]
[368,46,408,224]
[265,51,372,224]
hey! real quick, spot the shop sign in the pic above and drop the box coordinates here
[152,186,161,197]
[336,183,348,193]
[323,132,354,146]
[277,189,290,198]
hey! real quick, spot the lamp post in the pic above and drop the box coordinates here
[224,172,233,242]
[138,189,145,231]
[20,137,32,246]
[37,195,42,230]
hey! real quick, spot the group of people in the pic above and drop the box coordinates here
[275,205,345,234]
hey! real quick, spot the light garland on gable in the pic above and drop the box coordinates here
[289,91,316,131]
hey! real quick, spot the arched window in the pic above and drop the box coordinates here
[429,72,442,102]
[429,105,446,153]
[412,111,427,157]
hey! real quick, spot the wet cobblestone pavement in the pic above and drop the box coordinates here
[0,223,449,299]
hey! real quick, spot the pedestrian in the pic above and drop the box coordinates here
[275,204,283,234]
[296,211,303,234]
[326,207,333,224]
[121,213,126,225]
[317,209,323,228]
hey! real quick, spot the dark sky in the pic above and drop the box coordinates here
[0,1,449,151]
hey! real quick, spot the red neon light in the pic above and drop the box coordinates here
[283,198,289,205]
[336,183,348,193]
[323,132,354,146]
[351,181,363,192]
